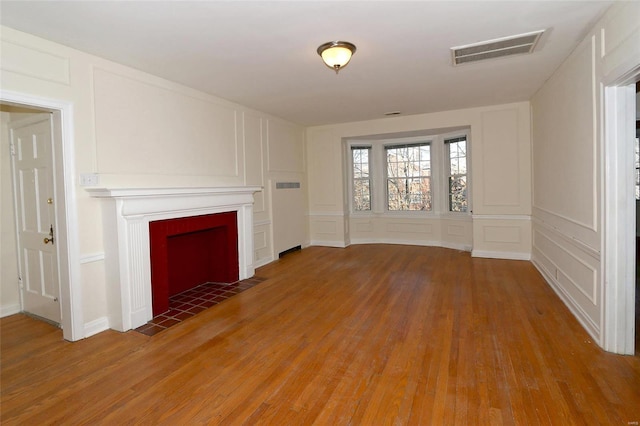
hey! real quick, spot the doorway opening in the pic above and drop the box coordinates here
[0,93,81,341]
[603,71,639,355]
[5,109,61,326]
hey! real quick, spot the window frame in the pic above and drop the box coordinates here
[384,141,433,212]
[444,135,469,213]
[350,145,373,212]
[346,131,471,216]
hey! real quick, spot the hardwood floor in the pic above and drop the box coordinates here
[2,245,639,424]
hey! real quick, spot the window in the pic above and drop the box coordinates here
[352,146,371,211]
[348,131,470,215]
[445,136,468,212]
[385,143,431,211]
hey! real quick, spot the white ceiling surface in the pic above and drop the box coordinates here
[0,1,612,126]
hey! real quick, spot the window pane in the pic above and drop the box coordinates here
[446,137,468,212]
[352,147,371,211]
[354,179,371,211]
[385,143,431,211]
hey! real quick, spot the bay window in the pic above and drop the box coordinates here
[348,132,470,215]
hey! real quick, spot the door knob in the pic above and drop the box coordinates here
[43,225,54,245]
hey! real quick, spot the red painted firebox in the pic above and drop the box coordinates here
[149,212,239,316]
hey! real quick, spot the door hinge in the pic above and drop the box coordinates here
[10,140,16,156]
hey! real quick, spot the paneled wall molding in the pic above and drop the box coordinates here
[1,39,70,85]
[532,206,599,250]
[532,216,600,260]
[532,205,597,232]
[308,211,346,217]
[471,214,531,221]
[532,253,600,341]
[533,228,598,304]
[93,68,241,178]
[254,219,272,227]
[79,252,105,264]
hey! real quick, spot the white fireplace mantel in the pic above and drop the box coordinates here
[87,186,261,331]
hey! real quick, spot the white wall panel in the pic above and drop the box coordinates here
[306,128,342,210]
[93,69,240,178]
[532,39,597,231]
[532,224,600,337]
[267,120,304,173]
[472,217,531,259]
[1,40,70,85]
[480,109,520,207]
[386,222,433,234]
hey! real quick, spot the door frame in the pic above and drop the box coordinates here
[1,90,83,341]
[602,63,639,354]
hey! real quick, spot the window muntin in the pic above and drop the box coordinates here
[445,136,468,212]
[352,146,372,211]
[385,143,432,211]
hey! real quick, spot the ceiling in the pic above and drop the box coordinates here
[0,1,612,127]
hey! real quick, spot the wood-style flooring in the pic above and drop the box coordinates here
[2,245,639,424]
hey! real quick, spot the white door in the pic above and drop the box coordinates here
[10,113,61,324]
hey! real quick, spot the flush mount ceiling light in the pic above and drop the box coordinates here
[317,41,357,74]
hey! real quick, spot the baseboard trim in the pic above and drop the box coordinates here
[532,258,600,343]
[254,256,274,269]
[471,250,531,260]
[84,316,110,338]
[79,252,105,264]
[308,240,348,248]
[349,238,472,252]
[0,303,21,318]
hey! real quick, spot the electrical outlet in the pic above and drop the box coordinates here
[79,173,99,186]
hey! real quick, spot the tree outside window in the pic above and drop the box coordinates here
[352,146,371,211]
[446,137,468,212]
[386,143,431,211]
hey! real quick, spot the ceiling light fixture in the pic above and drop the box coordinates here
[317,41,357,74]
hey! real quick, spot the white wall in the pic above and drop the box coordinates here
[306,102,532,258]
[531,1,640,347]
[0,26,306,335]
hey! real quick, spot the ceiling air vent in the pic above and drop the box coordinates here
[451,30,545,66]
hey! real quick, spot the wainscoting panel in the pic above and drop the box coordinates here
[309,213,346,247]
[253,222,272,268]
[532,222,601,341]
[472,216,531,259]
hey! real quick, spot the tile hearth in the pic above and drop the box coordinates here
[134,277,266,336]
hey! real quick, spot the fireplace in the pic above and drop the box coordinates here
[87,186,261,331]
[149,212,239,316]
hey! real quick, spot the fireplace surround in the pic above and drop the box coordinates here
[88,186,261,331]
